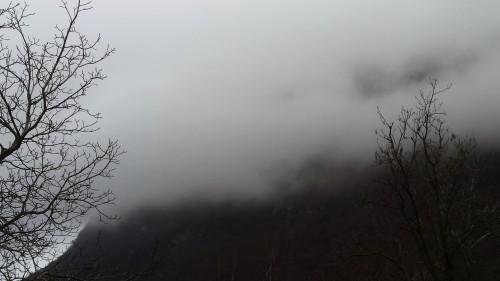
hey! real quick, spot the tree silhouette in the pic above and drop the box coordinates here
[0,1,124,279]
[371,78,500,281]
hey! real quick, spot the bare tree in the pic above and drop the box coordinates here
[371,78,500,281]
[0,1,124,280]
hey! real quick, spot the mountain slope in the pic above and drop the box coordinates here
[41,152,500,281]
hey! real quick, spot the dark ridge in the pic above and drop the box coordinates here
[40,151,500,280]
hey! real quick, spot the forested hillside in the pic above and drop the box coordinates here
[41,151,500,281]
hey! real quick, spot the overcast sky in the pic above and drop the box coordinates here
[22,0,500,209]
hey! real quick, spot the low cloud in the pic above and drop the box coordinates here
[24,0,500,211]
[352,49,487,98]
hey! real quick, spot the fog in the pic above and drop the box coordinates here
[24,1,500,209]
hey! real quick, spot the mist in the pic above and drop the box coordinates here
[23,1,500,211]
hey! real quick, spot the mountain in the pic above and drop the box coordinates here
[39,152,500,281]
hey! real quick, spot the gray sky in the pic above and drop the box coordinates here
[23,0,500,209]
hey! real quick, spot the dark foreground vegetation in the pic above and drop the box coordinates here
[40,149,500,281]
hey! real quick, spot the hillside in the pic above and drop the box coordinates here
[39,152,500,281]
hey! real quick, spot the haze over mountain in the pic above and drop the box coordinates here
[22,1,500,214]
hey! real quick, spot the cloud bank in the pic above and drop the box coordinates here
[24,0,500,209]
